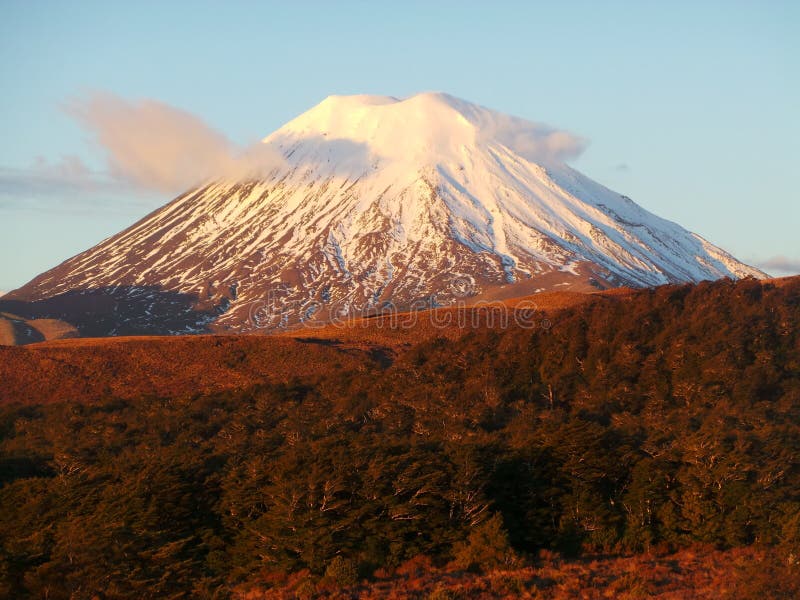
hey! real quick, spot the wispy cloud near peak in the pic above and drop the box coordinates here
[64,92,285,193]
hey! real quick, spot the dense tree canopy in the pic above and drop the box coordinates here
[1,277,798,598]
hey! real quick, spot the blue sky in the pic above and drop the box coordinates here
[1,1,798,291]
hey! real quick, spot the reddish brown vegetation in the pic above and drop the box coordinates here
[0,287,620,404]
[233,545,800,599]
[0,334,382,405]
[0,276,798,598]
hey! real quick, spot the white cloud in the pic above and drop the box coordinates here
[475,112,588,163]
[757,256,800,277]
[1,93,287,209]
[64,92,285,193]
[0,158,155,214]
[0,156,110,194]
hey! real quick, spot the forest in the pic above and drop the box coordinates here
[0,277,799,598]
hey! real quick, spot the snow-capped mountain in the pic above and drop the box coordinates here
[5,92,764,334]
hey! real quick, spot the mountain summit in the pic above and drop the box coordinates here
[6,93,764,334]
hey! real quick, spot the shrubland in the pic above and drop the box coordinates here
[0,277,798,598]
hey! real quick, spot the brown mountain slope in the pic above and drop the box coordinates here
[0,277,795,405]
[0,285,630,405]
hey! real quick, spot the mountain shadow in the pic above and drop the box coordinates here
[0,286,223,337]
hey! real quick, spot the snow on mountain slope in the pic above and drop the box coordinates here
[6,92,765,334]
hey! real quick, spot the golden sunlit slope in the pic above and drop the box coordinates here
[0,313,78,346]
[0,286,622,404]
[1,277,795,406]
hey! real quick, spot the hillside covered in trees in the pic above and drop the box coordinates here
[0,276,798,598]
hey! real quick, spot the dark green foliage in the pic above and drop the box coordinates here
[324,556,358,586]
[452,513,515,572]
[0,278,799,597]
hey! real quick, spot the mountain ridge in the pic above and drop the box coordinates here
[5,92,765,335]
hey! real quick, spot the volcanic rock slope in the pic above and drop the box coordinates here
[6,93,764,334]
